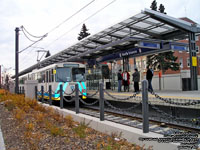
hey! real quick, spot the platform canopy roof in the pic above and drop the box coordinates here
[17,8,200,77]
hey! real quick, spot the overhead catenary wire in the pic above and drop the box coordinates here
[19,44,40,68]
[19,0,117,70]
[21,27,39,42]
[47,0,96,34]
[18,0,96,57]
[21,26,46,39]
[18,34,47,54]
[45,0,117,49]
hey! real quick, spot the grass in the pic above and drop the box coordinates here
[72,120,90,138]
[0,89,146,150]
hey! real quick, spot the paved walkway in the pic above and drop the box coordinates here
[104,89,200,100]
[0,123,5,150]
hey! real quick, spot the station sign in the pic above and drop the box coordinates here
[94,41,188,64]
[170,44,188,51]
[139,41,160,49]
[163,42,188,51]
[97,47,156,63]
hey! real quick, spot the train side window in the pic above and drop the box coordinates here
[51,69,54,82]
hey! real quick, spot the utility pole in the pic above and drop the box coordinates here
[15,27,20,94]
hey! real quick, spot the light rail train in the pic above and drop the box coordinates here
[19,62,87,101]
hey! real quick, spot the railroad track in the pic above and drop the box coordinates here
[42,97,200,134]
[79,105,200,135]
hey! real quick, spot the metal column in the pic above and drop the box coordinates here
[142,80,149,133]
[99,83,104,121]
[15,27,20,94]
[75,84,79,114]
[35,86,38,101]
[60,84,63,109]
[49,85,52,105]
[189,32,198,90]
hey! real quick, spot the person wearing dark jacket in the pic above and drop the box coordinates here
[146,66,154,92]
[132,68,140,92]
[117,69,122,92]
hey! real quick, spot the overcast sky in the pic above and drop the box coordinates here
[0,0,200,75]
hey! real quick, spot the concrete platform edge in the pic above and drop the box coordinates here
[42,104,179,150]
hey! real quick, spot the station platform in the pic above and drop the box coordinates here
[87,89,200,109]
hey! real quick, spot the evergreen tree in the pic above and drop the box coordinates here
[77,24,90,41]
[148,1,180,73]
[159,4,166,14]
[150,0,157,11]
[147,51,180,74]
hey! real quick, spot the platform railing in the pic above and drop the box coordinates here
[35,80,200,133]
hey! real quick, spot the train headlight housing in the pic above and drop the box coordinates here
[82,89,87,99]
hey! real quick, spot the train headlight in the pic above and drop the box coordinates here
[82,95,87,99]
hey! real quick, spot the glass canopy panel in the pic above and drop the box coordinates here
[112,24,123,28]
[114,31,129,36]
[151,27,169,33]
[145,18,161,24]
[162,24,176,30]
[137,33,151,38]
[103,28,112,33]
[134,21,152,28]
[122,18,134,24]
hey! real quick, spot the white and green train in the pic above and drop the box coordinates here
[19,62,87,101]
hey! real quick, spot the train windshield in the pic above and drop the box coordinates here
[72,68,85,82]
[56,67,71,82]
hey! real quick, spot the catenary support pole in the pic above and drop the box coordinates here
[15,27,20,94]
[142,80,149,133]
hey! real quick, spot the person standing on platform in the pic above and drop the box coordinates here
[146,66,154,92]
[132,68,140,93]
[122,70,130,92]
[117,69,122,92]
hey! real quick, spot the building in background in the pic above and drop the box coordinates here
[111,17,200,91]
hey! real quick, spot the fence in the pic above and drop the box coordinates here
[35,80,200,133]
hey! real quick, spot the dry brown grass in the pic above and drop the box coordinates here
[0,90,147,150]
